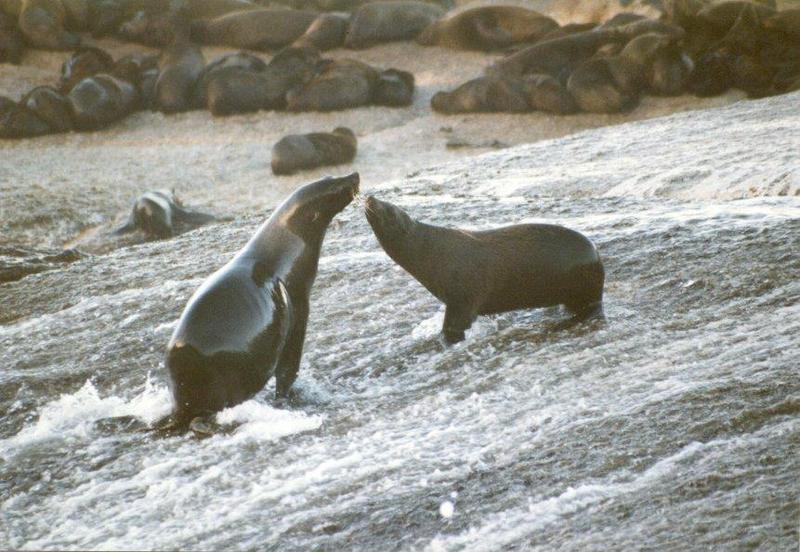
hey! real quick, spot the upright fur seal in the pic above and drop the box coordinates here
[155,33,205,113]
[365,196,604,343]
[271,127,357,175]
[113,190,215,239]
[416,6,558,51]
[164,173,360,429]
[0,11,23,64]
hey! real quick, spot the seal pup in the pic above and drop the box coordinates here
[271,127,357,175]
[190,8,318,50]
[113,190,216,239]
[416,6,558,51]
[345,1,444,49]
[0,11,24,64]
[163,173,360,431]
[365,196,604,343]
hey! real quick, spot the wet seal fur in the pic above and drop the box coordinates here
[365,196,604,343]
[271,127,357,175]
[162,173,360,431]
[113,190,215,239]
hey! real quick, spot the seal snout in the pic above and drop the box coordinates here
[339,171,360,198]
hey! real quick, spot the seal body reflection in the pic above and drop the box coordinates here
[164,173,359,428]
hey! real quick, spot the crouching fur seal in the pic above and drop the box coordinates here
[161,173,360,431]
[272,127,357,175]
[365,196,604,343]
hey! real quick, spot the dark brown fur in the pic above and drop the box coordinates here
[271,127,357,175]
[365,197,604,343]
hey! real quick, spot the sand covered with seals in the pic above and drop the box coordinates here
[0,0,768,251]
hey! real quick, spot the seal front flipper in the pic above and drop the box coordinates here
[275,289,306,399]
[442,303,477,344]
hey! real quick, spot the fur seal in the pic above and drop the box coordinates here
[155,36,205,113]
[164,173,360,428]
[373,68,415,106]
[292,12,349,51]
[286,58,377,112]
[18,0,81,50]
[203,47,320,114]
[21,85,73,132]
[0,11,23,64]
[113,190,215,239]
[68,73,139,130]
[59,46,115,93]
[431,73,575,114]
[192,51,267,110]
[763,9,800,42]
[416,6,558,51]
[0,95,50,138]
[431,75,529,114]
[345,1,444,49]
[487,29,622,78]
[696,1,775,32]
[271,127,357,175]
[190,8,318,50]
[364,196,604,343]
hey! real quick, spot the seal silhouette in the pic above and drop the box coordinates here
[113,190,216,239]
[164,173,360,430]
[365,196,604,343]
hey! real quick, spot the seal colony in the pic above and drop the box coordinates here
[2,0,800,137]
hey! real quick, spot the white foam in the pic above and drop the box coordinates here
[215,401,324,444]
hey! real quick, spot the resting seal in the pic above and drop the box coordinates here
[59,46,115,93]
[416,6,558,51]
[0,96,50,138]
[113,190,216,239]
[286,58,377,112]
[18,0,80,50]
[292,12,349,51]
[21,85,73,132]
[345,1,444,49]
[68,73,138,130]
[164,173,360,429]
[365,196,604,343]
[271,127,357,175]
[190,8,318,50]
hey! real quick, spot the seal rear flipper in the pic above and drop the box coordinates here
[174,205,216,227]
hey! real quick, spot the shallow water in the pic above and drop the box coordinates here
[1,96,799,550]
